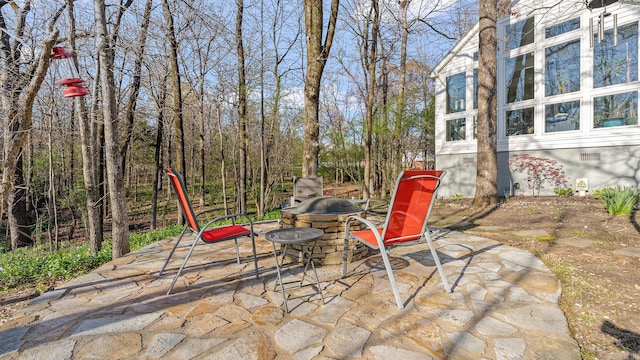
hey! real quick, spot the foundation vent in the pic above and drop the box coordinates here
[580,153,601,162]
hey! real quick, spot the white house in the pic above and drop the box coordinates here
[431,0,640,198]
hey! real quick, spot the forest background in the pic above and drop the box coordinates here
[0,0,477,257]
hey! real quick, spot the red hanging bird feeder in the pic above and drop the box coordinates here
[51,46,88,97]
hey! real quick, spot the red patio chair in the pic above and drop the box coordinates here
[160,168,259,295]
[342,170,452,308]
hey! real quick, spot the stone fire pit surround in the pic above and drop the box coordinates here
[280,197,369,265]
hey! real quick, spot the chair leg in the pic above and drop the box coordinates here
[166,236,201,295]
[378,245,405,309]
[234,239,240,264]
[159,225,190,275]
[342,235,350,278]
[425,230,452,293]
[250,232,259,278]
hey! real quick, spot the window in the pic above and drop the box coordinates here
[473,116,477,139]
[505,17,535,50]
[545,17,580,38]
[506,107,534,136]
[506,53,535,103]
[446,118,466,141]
[545,100,580,132]
[593,91,638,128]
[446,73,466,113]
[545,40,581,96]
[593,23,638,88]
[473,69,478,109]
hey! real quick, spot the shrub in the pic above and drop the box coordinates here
[554,188,573,196]
[509,154,568,196]
[595,186,639,216]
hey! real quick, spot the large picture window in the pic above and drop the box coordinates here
[545,40,581,96]
[473,69,478,109]
[545,100,580,132]
[545,17,580,38]
[593,23,638,88]
[446,118,466,141]
[506,107,534,136]
[593,91,638,128]
[446,73,466,113]
[506,53,535,103]
[505,17,535,50]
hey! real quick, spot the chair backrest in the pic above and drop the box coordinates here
[292,176,323,204]
[381,170,445,243]
[165,168,200,233]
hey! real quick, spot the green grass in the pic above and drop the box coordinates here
[0,210,282,294]
[536,236,555,242]
[0,225,183,293]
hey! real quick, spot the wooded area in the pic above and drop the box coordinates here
[0,0,477,258]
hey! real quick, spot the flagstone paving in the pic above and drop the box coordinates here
[0,221,581,359]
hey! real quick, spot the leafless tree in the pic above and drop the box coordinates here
[362,0,380,200]
[302,0,339,177]
[162,0,186,179]
[93,0,130,258]
[120,0,153,178]
[473,0,500,206]
[0,1,64,249]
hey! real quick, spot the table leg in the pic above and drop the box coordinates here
[302,240,325,305]
[271,242,289,312]
[272,240,325,312]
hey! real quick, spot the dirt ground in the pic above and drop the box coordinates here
[428,196,640,360]
[1,192,639,359]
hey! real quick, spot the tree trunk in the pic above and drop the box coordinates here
[363,0,379,200]
[217,103,229,216]
[472,0,500,207]
[63,0,103,253]
[236,0,248,214]
[47,112,59,251]
[8,156,33,249]
[394,0,410,180]
[150,73,168,230]
[162,0,186,177]
[120,0,153,173]
[302,0,339,177]
[94,0,130,258]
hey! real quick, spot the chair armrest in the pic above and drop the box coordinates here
[345,215,380,234]
[200,213,254,233]
[345,215,387,250]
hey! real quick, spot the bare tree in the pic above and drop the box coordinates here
[302,0,339,177]
[150,70,169,230]
[162,0,186,178]
[94,0,130,258]
[236,0,248,214]
[0,2,64,249]
[473,0,500,206]
[120,0,153,175]
[60,0,104,253]
[363,0,380,200]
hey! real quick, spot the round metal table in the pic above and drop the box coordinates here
[265,227,325,312]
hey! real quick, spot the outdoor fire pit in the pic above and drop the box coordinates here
[280,197,369,265]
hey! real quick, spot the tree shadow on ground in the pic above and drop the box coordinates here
[601,320,640,356]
